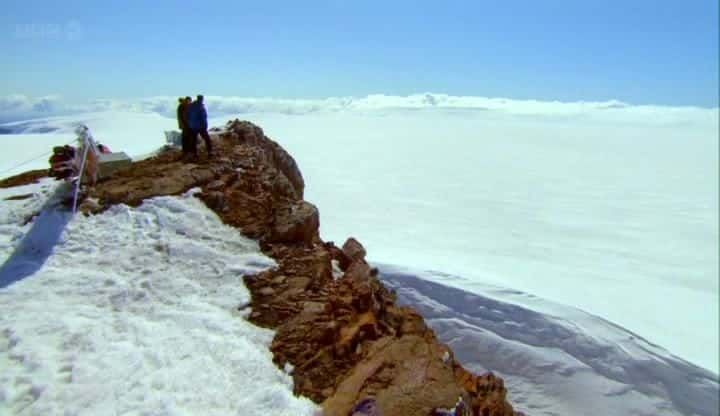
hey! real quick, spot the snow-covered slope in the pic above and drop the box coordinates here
[379,265,719,416]
[0,182,317,415]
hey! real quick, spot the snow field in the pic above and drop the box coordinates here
[0,185,318,416]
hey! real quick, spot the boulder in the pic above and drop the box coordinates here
[268,201,320,245]
[322,335,465,416]
[342,237,367,263]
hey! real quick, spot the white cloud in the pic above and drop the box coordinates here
[0,93,717,126]
[0,94,62,117]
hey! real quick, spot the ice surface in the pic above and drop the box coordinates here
[0,186,318,415]
[244,110,718,374]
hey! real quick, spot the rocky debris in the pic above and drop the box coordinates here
[245,236,518,416]
[68,120,519,415]
[0,169,48,188]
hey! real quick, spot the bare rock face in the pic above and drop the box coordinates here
[246,239,518,416]
[322,335,464,416]
[224,119,305,199]
[88,151,217,210]
[78,120,519,416]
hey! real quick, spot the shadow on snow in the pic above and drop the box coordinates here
[378,266,719,416]
[0,183,74,288]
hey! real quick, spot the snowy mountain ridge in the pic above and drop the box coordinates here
[1,118,717,416]
[3,120,521,415]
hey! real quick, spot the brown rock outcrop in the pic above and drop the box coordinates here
[0,169,48,188]
[267,200,320,245]
[224,119,305,199]
[247,237,517,416]
[64,120,519,415]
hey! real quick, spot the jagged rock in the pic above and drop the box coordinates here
[222,119,305,199]
[398,309,428,336]
[342,237,367,262]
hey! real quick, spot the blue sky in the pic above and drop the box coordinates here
[1,0,718,106]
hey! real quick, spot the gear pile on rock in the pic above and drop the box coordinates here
[48,145,77,180]
[72,119,522,415]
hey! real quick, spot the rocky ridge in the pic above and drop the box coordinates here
[6,120,521,415]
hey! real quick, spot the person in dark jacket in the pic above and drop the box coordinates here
[177,97,193,156]
[187,95,213,158]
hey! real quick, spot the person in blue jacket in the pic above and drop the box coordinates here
[187,95,213,158]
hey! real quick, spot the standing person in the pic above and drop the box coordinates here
[177,96,194,157]
[187,94,213,158]
[176,97,188,154]
[182,96,195,156]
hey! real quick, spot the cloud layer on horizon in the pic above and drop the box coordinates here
[0,93,717,126]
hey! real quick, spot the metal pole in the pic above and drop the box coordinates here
[72,134,90,213]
